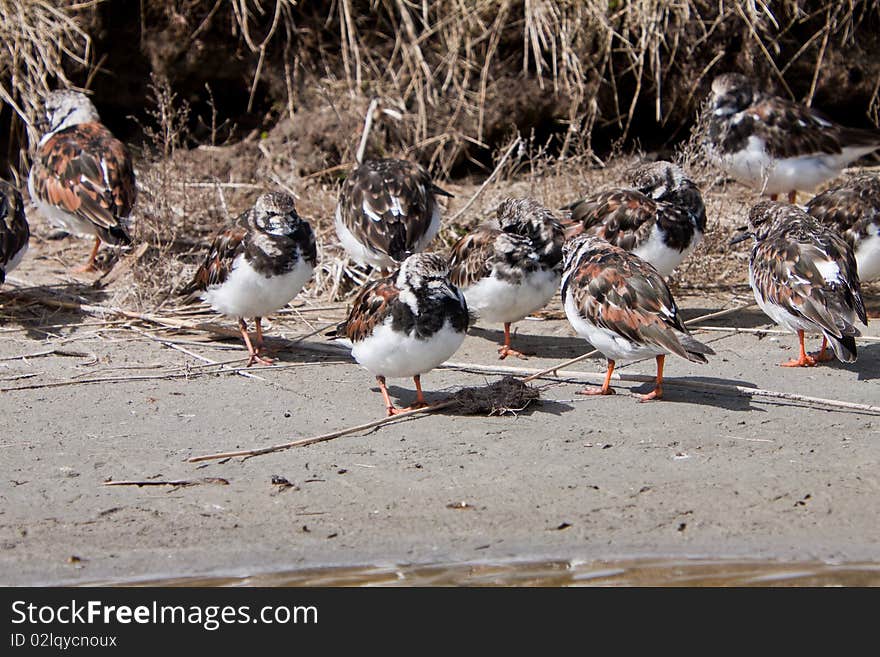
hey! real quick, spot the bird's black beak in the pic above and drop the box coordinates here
[432,184,453,198]
[729,227,752,246]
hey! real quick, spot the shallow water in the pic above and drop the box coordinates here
[112,558,880,587]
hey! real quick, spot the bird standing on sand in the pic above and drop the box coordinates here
[335,158,451,274]
[561,235,715,401]
[449,197,564,359]
[805,172,880,283]
[731,201,867,367]
[0,181,30,284]
[28,90,135,272]
[331,253,469,416]
[181,193,317,366]
[563,161,706,277]
[703,73,880,203]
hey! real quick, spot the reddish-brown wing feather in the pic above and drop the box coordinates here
[181,224,248,297]
[31,123,135,241]
[448,224,500,288]
[565,243,709,361]
[567,190,657,250]
[337,278,400,343]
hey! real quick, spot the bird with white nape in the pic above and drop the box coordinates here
[181,192,317,366]
[449,197,565,359]
[330,252,469,416]
[28,90,135,272]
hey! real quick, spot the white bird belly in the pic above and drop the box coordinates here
[721,137,877,195]
[335,205,395,270]
[203,254,313,319]
[855,227,880,281]
[351,320,465,379]
[563,292,662,362]
[464,268,559,325]
[631,224,699,277]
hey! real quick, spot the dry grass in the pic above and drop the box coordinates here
[4,0,879,310]
[0,0,99,180]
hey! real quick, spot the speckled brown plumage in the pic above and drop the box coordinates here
[805,174,880,281]
[336,158,450,267]
[741,201,867,363]
[30,123,134,245]
[335,253,469,344]
[182,192,317,298]
[562,162,706,275]
[449,197,565,288]
[561,236,713,363]
[705,73,880,161]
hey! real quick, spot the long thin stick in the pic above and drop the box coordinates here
[188,399,456,462]
[448,136,520,224]
[521,302,756,383]
[689,325,880,341]
[103,478,229,487]
[0,348,92,362]
[441,361,880,415]
[129,326,266,382]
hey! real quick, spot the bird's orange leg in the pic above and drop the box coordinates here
[640,355,665,402]
[498,322,531,360]
[577,359,616,396]
[781,330,819,367]
[809,336,834,363]
[403,375,430,411]
[376,375,401,416]
[253,317,275,364]
[788,190,798,204]
[73,237,101,273]
[239,318,272,367]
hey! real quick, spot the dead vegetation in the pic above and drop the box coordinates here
[1,1,879,308]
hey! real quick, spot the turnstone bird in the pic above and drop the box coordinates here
[332,252,469,416]
[731,201,867,367]
[805,173,880,282]
[181,192,317,366]
[561,235,715,401]
[563,161,706,277]
[28,90,135,272]
[335,158,451,273]
[703,73,880,203]
[0,181,30,284]
[448,197,565,359]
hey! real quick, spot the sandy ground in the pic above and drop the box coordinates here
[1,234,878,585]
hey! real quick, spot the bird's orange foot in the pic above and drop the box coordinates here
[781,355,819,367]
[385,403,426,416]
[498,345,531,360]
[246,353,275,367]
[72,263,98,274]
[639,388,663,402]
[576,386,615,396]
